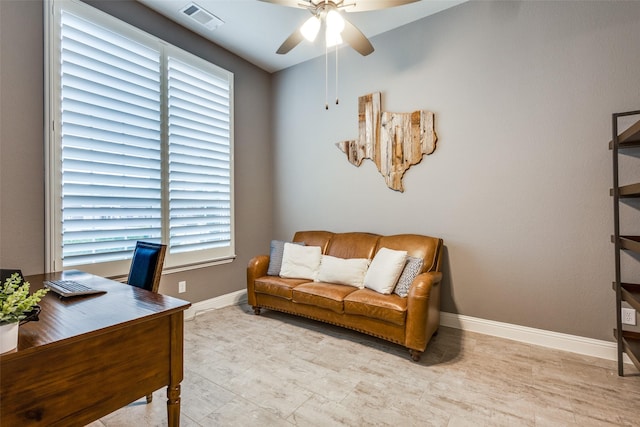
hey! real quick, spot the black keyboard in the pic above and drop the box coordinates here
[44,280,106,298]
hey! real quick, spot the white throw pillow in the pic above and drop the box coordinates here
[316,255,370,288]
[267,240,305,276]
[363,247,408,294]
[279,243,322,280]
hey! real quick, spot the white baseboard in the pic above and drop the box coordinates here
[183,291,630,364]
[184,289,247,321]
[440,312,632,364]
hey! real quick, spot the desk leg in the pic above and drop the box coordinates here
[167,384,181,426]
[167,311,185,427]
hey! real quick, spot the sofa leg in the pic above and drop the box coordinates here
[409,349,422,362]
[253,306,261,315]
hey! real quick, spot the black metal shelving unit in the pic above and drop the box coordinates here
[611,110,640,376]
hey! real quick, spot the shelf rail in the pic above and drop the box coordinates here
[612,109,640,376]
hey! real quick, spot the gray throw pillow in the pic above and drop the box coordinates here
[393,256,424,297]
[267,240,305,276]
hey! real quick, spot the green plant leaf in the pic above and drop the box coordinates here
[0,273,48,324]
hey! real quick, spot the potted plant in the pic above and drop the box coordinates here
[0,273,49,353]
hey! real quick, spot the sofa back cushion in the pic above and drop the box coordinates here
[292,231,334,253]
[291,231,442,275]
[325,232,380,259]
[376,234,442,273]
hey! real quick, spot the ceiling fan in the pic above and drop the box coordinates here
[261,0,420,56]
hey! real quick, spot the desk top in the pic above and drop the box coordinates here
[1,270,190,360]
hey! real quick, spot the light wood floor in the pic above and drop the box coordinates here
[90,304,639,426]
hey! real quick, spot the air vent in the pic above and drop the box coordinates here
[180,3,224,31]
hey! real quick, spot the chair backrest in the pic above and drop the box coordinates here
[127,242,166,293]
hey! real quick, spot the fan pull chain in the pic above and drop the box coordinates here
[325,42,329,110]
[335,44,339,105]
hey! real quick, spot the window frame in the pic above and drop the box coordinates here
[45,0,235,277]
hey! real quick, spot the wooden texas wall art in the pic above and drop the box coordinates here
[336,92,437,192]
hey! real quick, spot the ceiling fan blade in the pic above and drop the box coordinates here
[258,0,310,9]
[343,0,419,13]
[276,28,304,54]
[341,17,374,56]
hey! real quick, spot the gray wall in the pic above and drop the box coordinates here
[272,1,640,341]
[2,0,639,342]
[0,0,45,277]
[0,0,274,302]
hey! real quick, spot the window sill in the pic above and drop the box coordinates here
[107,255,236,282]
[163,255,236,275]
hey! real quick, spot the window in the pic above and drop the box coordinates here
[46,0,234,277]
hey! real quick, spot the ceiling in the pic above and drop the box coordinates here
[137,0,466,73]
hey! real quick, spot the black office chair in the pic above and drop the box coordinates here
[127,241,167,294]
[126,241,167,404]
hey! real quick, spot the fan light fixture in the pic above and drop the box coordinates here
[263,0,419,109]
[300,16,320,41]
[299,9,345,47]
[298,8,347,108]
[325,9,344,47]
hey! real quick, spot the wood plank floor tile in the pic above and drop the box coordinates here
[90,304,640,426]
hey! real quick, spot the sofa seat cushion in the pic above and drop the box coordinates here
[343,289,407,326]
[292,282,358,313]
[255,276,311,300]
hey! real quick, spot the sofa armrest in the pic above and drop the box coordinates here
[405,271,443,351]
[247,255,269,307]
[408,271,442,298]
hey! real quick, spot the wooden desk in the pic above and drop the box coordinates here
[0,270,190,426]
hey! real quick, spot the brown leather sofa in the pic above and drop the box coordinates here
[246,231,444,361]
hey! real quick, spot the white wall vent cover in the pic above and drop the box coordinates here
[180,3,224,31]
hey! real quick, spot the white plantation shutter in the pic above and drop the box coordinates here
[48,1,234,275]
[168,56,232,255]
[60,11,162,266]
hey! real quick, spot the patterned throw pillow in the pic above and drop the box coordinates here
[267,240,304,276]
[393,256,424,297]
